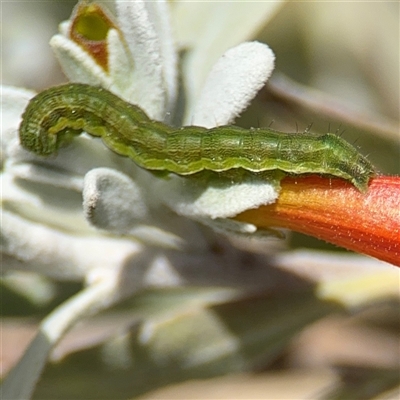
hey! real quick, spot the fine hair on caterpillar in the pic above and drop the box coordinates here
[19,83,376,192]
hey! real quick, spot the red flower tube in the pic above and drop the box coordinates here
[235,175,400,267]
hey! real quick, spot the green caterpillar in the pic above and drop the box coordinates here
[19,83,375,192]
